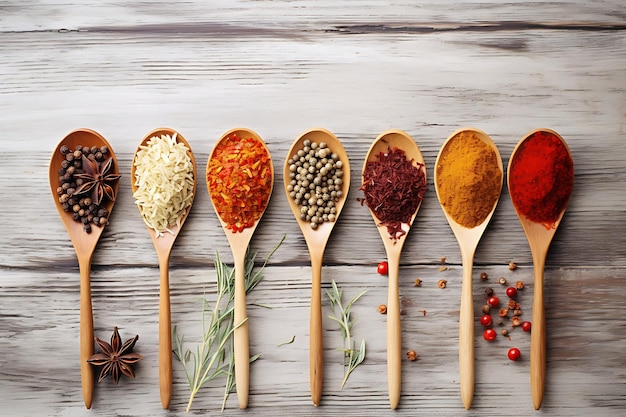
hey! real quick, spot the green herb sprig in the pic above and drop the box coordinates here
[326,279,367,388]
[174,236,284,412]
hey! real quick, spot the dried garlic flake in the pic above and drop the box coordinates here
[133,133,194,237]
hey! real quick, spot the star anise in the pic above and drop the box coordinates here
[75,155,121,205]
[87,327,143,384]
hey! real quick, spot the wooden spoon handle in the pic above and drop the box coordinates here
[530,261,546,410]
[387,258,401,410]
[158,256,172,409]
[309,252,323,406]
[234,254,250,409]
[78,256,94,409]
[459,256,475,410]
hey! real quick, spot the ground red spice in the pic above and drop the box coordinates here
[360,147,426,239]
[508,130,573,228]
[207,133,273,232]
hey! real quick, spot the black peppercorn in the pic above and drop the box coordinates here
[485,287,494,297]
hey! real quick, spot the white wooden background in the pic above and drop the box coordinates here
[1,1,625,416]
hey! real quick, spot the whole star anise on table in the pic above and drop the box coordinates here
[87,327,143,384]
[75,155,121,205]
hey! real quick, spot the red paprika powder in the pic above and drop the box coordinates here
[508,130,573,228]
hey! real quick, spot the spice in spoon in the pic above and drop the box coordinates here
[359,147,426,240]
[286,139,345,230]
[435,130,502,228]
[55,145,121,233]
[508,130,573,229]
[207,132,273,233]
[132,133,195,237]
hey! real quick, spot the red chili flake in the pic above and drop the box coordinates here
[359,147,426,240]
[207,133,273,233]
[509,130,573,228]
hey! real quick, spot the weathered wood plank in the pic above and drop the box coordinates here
[1,1,625,416]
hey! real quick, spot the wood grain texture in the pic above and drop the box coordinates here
[1,1,625,416]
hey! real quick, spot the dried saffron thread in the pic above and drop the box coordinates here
[359,147,426,240]
[207,133,273,233]
[509,130,573,228]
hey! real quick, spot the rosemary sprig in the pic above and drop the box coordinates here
[174,236,284,412]
[326,279,367,388]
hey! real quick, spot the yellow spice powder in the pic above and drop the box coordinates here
[436,130,502,228]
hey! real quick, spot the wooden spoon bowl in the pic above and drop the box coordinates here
[207,127,274,409]
[49,128,120,409]
[131,127,197,409]
[362,129,425,410]
[283,128,350,406]
[434,127,503,410]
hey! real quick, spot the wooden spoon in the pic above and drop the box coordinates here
[131,128,197,409]
[283,128,350,406]
[508,128,573,410]
[362,130,425,410]
[434,128,503,410]
[49,128,120,409]
[207,128,274,409]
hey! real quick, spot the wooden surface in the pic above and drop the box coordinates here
[1,1,625,416]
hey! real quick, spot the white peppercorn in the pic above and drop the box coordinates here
[288,140,345,229]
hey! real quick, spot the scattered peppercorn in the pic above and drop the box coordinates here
[480,272,488,281]
[513,309,523,317]
[378,304,387,314]
[498,277,507,285]
[440,257,446,263]
[484,287,494,297]
[515,280,525,290]
[480,314,493,327]
[508,261,518,271]
[501,328,509,337]
[437,279,447,289]
[487,296,500,307]
[521,321,532,332]
[414,278,422,287]
[511,316,521,327]
[439,266,448,272]
[506,287,518,299]
[377,261,389,276]
[499,308,509,317]
[508,347,521,361]
[507,299,517,310]
[483,328,497,341]
[406,350,418,361]
[481,304,491,314]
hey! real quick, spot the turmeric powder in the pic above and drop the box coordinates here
[435,130,502,228]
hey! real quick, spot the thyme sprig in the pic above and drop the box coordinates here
[174,236,284,412]
[326,279,367,388]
